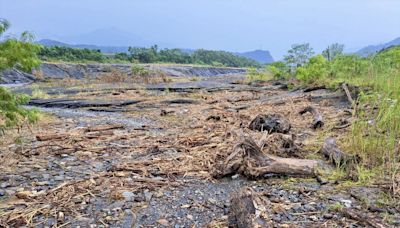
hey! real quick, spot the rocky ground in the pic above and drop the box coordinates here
[1,72,399,227]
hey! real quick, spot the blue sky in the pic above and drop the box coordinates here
[1,0,400,59]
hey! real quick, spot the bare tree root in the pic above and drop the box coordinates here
[212,137,319,178]
[229,187,271,228]
[299,106,324,129]
[320,137,360,167]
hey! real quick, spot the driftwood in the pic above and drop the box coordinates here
[36,133,69,141]
[213,137,318,178]
[320,138,360,166]
[84,124,124,132]
[303,85,326,92]
[229,187,270,228]
[299,106,324,129]
[341,83,355,105]
[249,114,291,133]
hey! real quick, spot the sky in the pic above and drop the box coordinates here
[1,0,400,59]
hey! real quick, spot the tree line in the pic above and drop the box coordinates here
[38,45,261,68]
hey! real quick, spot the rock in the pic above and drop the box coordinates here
[157,219,169,226]
[144,189,153,202]
[54,175,65,181]
[0,189,5,196]
[122,192,135,201]
[340,199,352,208]
[186,214,193,220]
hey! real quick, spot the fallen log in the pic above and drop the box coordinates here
[299,106,324,129]
[36,133,69,141]
[84,124,124,132]
[229,187,270,228]
[213,137,319,178]
[320,137,360,166]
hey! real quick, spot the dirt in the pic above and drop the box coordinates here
[1,75,399,227]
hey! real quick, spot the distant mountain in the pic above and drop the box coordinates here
[38,39,274,63]
[234,50,274,64]
[61,27,150,47]
[37,39,130,53]
[356,37,400,56]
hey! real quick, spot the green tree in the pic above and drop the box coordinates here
[0,19,41,131]
[322,43,344,61]
[284,43,314,71]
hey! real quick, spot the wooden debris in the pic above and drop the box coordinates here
[213,137,319,178]
[36,133,69,141]
[259,133,298,157]
[340,208,386,228]
[84,124,124,132]
[303,85,326,92]
[249,114,291,133]
[341,83,355,105]
[320,137,360,166]
[299,106,324,129]
[229,187,270,228]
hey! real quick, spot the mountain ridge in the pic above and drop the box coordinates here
[356,37,400,56]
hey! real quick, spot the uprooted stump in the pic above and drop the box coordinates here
[299,106,324,129]
[259,133,299,158]
[229,187,270,228]
[320,137,360,167]
[212,137,319,178]
[249,114,291,133]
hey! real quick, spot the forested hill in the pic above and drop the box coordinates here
[37,39,274,64]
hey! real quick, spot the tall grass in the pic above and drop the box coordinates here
[296,47,400,183]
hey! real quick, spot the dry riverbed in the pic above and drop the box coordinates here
[1,77,399,227]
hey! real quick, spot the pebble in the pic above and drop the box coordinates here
[0,189,5,196]
[157,219,169,226]
[54,175,65,181]
[1,182,9,188]
[122,191,135,201]
[144,189,153,202]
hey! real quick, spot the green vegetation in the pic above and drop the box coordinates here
[246,67,273,81]
[274,42,400,183]
[38,44,261,67]
[0,19,41,131]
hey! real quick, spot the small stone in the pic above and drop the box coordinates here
[122,192,135,201]
[1,182,9,188]
[186,214,193,220]
[157,219,169,226]
[181,204,191,209]
[0,189,5,196]
[323,213,334,219]
[340,199,352,208]
[144,189,153,202]
[54,176,65,181]
[309,215,318,221]
[231,174,240,179]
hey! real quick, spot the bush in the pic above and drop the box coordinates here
[296,55,328,84]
